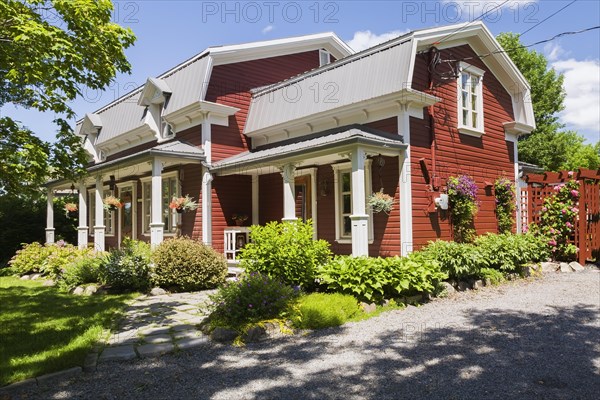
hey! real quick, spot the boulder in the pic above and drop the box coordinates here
[30,273,43,280]
[559,262,572,273]
[72,286,85,295]
[569,261,585,272]
[43,279,55,287]
[541,261,559,273]
[473,280,484,290]
[439,282,456,295]
[20,275,31,280]
[457,281,471,291]
[360,302,377,313]
[150,287,167,296]
[245,326,267,342]
[83,285,98,296]
[404,295,422,305]
[211,327,238,343]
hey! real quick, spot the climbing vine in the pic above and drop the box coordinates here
[447,175,479,243]
[494,177,516,234]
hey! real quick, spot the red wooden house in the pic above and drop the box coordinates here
[45,22,535,259]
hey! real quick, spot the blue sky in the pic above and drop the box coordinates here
[2,0,599,143]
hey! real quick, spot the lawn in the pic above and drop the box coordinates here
[0,277,137,386]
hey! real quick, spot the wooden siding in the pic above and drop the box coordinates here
[211,175,253,253]
[259,173,283,224]
[206,50,321,162]
[410,44,516,248]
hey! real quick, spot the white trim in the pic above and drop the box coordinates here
[398,106,413,256]
[201,168,213,245]
[505,133,521,233]
[319,49,331,66]
[251,174,259,225]
[45,189,54,244]
[141,171,179,237]
[77,182,88,249]
[457,61,485,136]
[116,180,138,245]
[89,185,116,237]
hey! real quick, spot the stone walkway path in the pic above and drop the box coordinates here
[90,291,215,366]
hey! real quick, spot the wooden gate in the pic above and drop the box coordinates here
[522,169,600,264]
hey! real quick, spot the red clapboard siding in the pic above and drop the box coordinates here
[181,163,202,239]
[410,44,516,249]
[259,173,283,224]
[206,50,321,162]
[211,175,252,253]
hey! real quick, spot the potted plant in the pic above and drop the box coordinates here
[64,202,78,218]
[368,191,394,214]
[232,214,249,226]
[169,195,198,213]
[103,195,123,212]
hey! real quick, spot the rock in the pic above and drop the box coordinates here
[150,287,167,296]
[473,280,484,290]
[569,261,585,272]
[211,327,238,343]
[245,326,267,342]
[457,281,471,291]
[541,261,559,273]
[20,275,30,280]
[72,286,85,295]
[404,295,422,305]
[559,262,572,273]
[30,273,43,280]
[42,279,55,286]
[83,285,98,296]
[439,282,456,295]
[484,278,492,287]
[360,302,377,313]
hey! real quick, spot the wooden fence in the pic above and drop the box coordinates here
[521,169,600,265]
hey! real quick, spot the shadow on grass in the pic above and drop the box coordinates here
[37,301,600,400]
[0,278,135,386]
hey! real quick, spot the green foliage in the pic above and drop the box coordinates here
[419,240,483,280]
[477,268,505,285]
[475,233,549,272]
[494,177,516,234]
[98,238,152,292]
[8,242,49,275]
[0,0,136,192]
[208,272,299,329]
[292,293,362,330]
[240,220,332,289]
[8,241,94,279]
[317,254,446,302]
[537,180,580,260]
[58,253,106,292]
[152,237,227,292]
[447,175,479,243]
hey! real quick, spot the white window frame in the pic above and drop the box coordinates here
[116,181,137,243]
[140,171,180,236]
[319,49,331,67]
[457,61,485,137]
[88,187,115,236]
[332,160,373,244]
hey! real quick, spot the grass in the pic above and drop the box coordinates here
[0,276,137,386]
[292,293,363,329]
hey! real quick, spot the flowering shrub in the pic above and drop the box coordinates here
[103,195,122,210]
[97,238,152,291]
[368,191,394,214]
[207,272,299,329]
[447,175,479,243]
[538,179,579,260]
[168,195,198,212]
[64,202,78,217]
[494,177,516,233]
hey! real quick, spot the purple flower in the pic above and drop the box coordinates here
[248,304,253,308]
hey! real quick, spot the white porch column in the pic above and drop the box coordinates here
[77,182,88,249]
[45,188,55,244]
[281,164,297,221]
[202,116,212,164]
[94,176,106,251]
[507,133,522,233]
[398,104,413,256]
[150,158,164,248]
[201,168,213,245]
[251,174,259,225]
[350,147,369,256]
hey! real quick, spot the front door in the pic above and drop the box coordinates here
[295,175,312,221]
[119,185,135,244]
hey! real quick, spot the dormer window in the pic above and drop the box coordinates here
[457,62,485,137]
[319,49,331,67]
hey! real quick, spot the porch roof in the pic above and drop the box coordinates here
[211,124,405,174]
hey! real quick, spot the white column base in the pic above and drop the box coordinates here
[150,223,164,248]
[45,228,55,244]
[94,226,105,252]
[77,226,89,249]
[350,214,369,256]
[282,217,298,222]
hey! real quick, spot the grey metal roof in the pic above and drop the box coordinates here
[163,55,211,112]
[212,125,405,171]
[245,34,414,133]
[94,91,146,144]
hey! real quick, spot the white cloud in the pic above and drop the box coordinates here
[552,58,600,137]
[347,30,409,52]
[261,25,274,34]
[543,42,566,62]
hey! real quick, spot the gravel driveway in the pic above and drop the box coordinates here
[17,269,600,400]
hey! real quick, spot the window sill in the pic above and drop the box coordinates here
[335,238,374,245]
[458,127,485,137]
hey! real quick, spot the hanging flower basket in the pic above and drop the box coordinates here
[232,214,248,226]
[103,195,123,212]
[64,203,78,218]
[368,191,394,214]
[169,195,198,213]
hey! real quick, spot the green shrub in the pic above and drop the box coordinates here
[475,232,550,272]
[98,238,152,292]
[478,267,505,285]
[8,241,93,279]
[292,293,362,329]
[419,240,484,280]
[59,252,106,291]
[317,254,447,302]
[152,237,227,292]
[494,177,516,234]
[208,272,299,329]
[240,220,332,289]
[9,242,50,275]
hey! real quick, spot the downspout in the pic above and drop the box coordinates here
[428,47,439,191]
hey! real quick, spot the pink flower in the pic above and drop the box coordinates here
[542,207,548,212]
[566,222,573,229]
[572,207,579,213]
[562,209,567,214]
[550,228,556,234]
[568,171,574,177]
[570,190,579,197]
[523,225,529,233]
[548,239,557,246]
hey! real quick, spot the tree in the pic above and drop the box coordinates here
[0,0,136,190]
[496,33,600,171]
